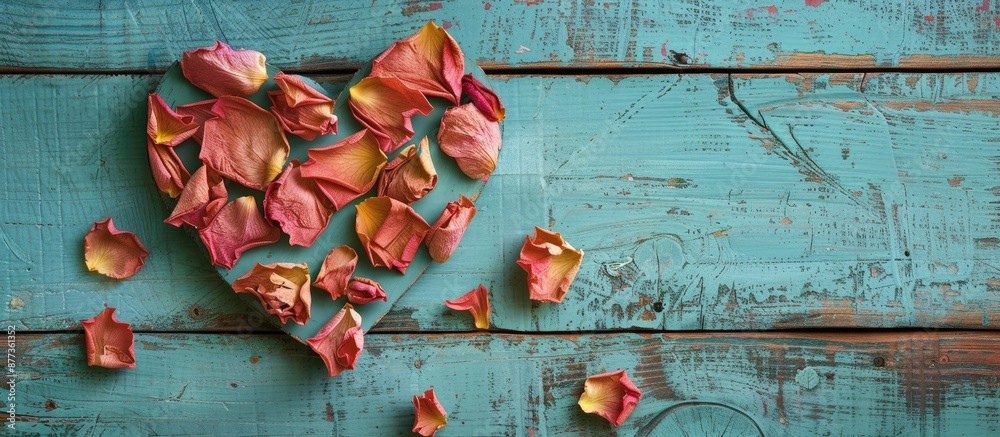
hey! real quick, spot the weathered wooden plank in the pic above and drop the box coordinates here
[6,331,1000,435]
[3,73,998,332]
[2,0,998,71]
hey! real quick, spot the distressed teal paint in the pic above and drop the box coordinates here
[1,1,998,71]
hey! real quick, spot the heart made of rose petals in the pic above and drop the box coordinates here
[155,59,493,343]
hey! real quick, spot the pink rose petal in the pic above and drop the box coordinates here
[349,76,433,152]
[263,160,335,247]
[268,72,338,141]
[81,308,136,369]
[232,262,311,325]
[198,196,281,269]
[424,195,477,263]
[165,166,227,229]
[578,370,642,427]
[515,226,584,303]
[201,96,290,191]
[355,197,430,274]
[444,284,490,329]
[371,20,464,104]
[84,217,149,280]
[437,103,501,180]
[307,304,364,377]
[313,245,359,300]
[147,93,198,147]
[412,388,448,436]
[181,41,268,97]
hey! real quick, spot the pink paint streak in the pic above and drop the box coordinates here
[660,43,668,56]
[767,5,778,14]
[442,20,453,29]
[746,9,754,18]
[428,2,442,10]
[924,15,935,21]
[976,0,990,12]
[484,2,491,10]
[805,0,825,6]
[994,16,1000,26]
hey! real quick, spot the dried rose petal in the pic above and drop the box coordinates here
[147,93,198,146]
[377,137,438,205]
[84,217,149,279]
[81,308,136,369]
[444,284,490,329]
[515,227,584,303]
[300,130,387,209]
[462,74,505,122]
[268,72,338,141]
[181,41,268,97]
[437,103,501,180]
[307,303,364,377]
[355,197,430,274]
[578,370,642,427]
[201,96,290,190]
[165,166,227,229]
[263,160,334,247]
[233,262,311,325]
[176,98,218,144]
[412,388,448,436]
[349,76,433,152]
[313,246,359,300]
[371,20,464,104]
[147,137,191,198]
[198,196,281,269]
[424,195,477,263]
[345,277,388,305]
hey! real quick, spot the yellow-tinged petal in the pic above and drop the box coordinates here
[147,137,190,198]
[371,20,464,104]
[307,303,364,377]
[147,93,198,146]
[233,262,311,325]
[300,130,388,209]
[349,76,433,152]
[176,98,218,144]
[181,41,268,97]
[377,137,438,205]
[412,388,448,436]
[81,308,136,369]
[201,96,290,191]
[437,103,501,180]
[313,245,359,300]
[515,226,584,303]
[83,217,149,280]
[578,370,642,427]
[445,284,490,329]
[355,197,430,274]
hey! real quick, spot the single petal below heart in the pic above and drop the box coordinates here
[307,303,364,377]
[81,308,136,369]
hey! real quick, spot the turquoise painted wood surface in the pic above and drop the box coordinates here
[2,0,999,71]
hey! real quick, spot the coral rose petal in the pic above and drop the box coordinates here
[425,195,477,263]
[84,217,149,280]
[198,196,281,269]
[313,245,358,300]
[445,284,490,329]
[176,98,218,144]
[181,41,268,97]
[371,20,464,104]
[81,308,136,369]
[515,227,584,303]
[233,262,311,325]
[301,130,387,209]
[412,388,448,437]
[377,137,438,205]
[165,166,227,229]
[201,96,290,190]
[578,370,642,427]
[345,277,388,305]
[263,160,335,247]
[268,72,337,141]
[349,76,433,152]
[307,303,364,377]
[437,103,502,180]
[147,137,191,198]
[355,197,430,274]
[147,93,198,146]
[462,74,505,122]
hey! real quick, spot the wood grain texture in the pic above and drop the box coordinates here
[6,331,1000,435]
[2,73,997,332]
[1,0,998,72]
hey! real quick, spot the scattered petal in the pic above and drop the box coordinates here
[233,262,311,325]
[349,76,433,152]
[147,93,198,146]
[147,137,191,198]
[345,277,388,305]
[198,196,281,269]
[355,197,430,274]
[301,130,387,209]
[371,20,464,104]
[437,103,501,180]
[263,160,335,247]
[81,308,136,369]
[462,74,505,122]
[515,227,584,303]
[181,41,268,97]
[268,72,338,140]
[176,98,218,143]
[165,166,227,229]
[201,96,290,190]
[412,388,448,436]
[377,137,438,204]
[313,246,359,300]
[307,303,364,377]
[445,284,490,329]
[578,370,642,427]
[424,195,477,263]
[84,217,149,279]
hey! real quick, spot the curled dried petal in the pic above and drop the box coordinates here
[181,41,268,97]
[84,217,149,279]
[349,76,433,152]
[578,370,642,427]
[445,284,490,329]
[165,166,227,229]
[424,195,476,263]
[263,160,334,247]
[147,137,191,198]
[268,72,338,140]
[412,388,448,436]
[515,227,584,303]
[176,98,218,144]
[301,130,387,209]
[355,197,430,274]
[461,74,505,122]
[377,137,438,205]
[147,93,198,146]
[198,196,281,269]
[81,308,136,369]
[345,277,388,305]
[307,303,364,377]
[437,103,501,180]
[201,96,290,190]
[314,246,359,300]
[371,20,464,104]
[233,262,311,325]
